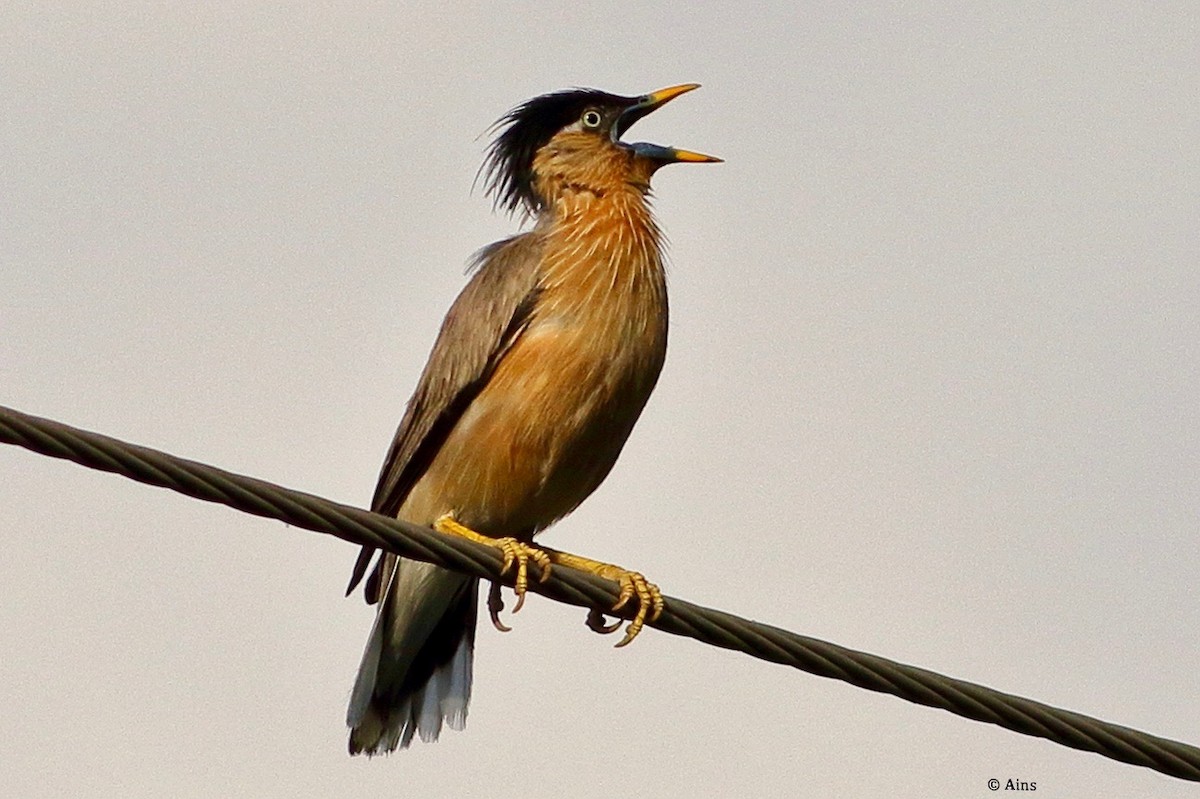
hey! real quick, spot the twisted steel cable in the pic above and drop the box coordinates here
[1,403,1197,781]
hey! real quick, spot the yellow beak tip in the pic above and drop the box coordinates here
[674,150,723,164]
[645,83,702,106]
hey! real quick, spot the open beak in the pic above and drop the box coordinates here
[615,83,722,165]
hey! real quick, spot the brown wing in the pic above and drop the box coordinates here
[346,233,544,601]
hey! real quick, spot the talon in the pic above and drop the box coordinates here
[611,581,634,612]
[612,571,663,648]
[503,539,530,598]
[539,546,661,647]
[488,581,512,633]
[432,514,552,631]
[493,537,549,610]
[495,544,516,577]
[586,607,622,635]
[532,550,552,583]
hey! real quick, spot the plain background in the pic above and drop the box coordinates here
[2,3,1197,797]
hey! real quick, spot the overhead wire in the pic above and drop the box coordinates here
[1,403,1197,782]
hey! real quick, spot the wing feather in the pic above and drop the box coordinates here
[346,233,543,599]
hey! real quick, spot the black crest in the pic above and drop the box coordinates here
[480,88,634,217]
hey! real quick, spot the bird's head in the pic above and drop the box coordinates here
[481,83,720,217]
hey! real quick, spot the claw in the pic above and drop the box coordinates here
[586,607,622,634]
[486,535,551,605]
[432,516,660,644]
[612,570,664,648]
[433,514,552,631]
[488,581,512,633]
[541,547,662,647]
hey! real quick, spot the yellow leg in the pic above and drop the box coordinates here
[434,514,551,628]
[542,548,663,647]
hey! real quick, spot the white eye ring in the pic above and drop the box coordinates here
[581,109,603,129]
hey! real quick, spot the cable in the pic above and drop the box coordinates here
[1,403,1197,781]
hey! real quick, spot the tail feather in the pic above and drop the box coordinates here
[348,558,478,755]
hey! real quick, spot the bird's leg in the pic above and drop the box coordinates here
[540,548,664,647]
[433,514,551,619]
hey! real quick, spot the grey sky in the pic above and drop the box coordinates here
[2,3,1197,796]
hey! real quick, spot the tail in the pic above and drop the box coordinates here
[347,556,478,755]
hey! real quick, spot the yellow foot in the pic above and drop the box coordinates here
[544,549,664,647]
[433,514,551,628]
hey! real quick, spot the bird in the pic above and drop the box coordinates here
[344,83,720,755]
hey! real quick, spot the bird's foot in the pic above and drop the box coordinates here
[545,549,663,647]
[433,514,551,629]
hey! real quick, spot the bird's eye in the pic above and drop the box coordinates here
[581,109,603,129]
